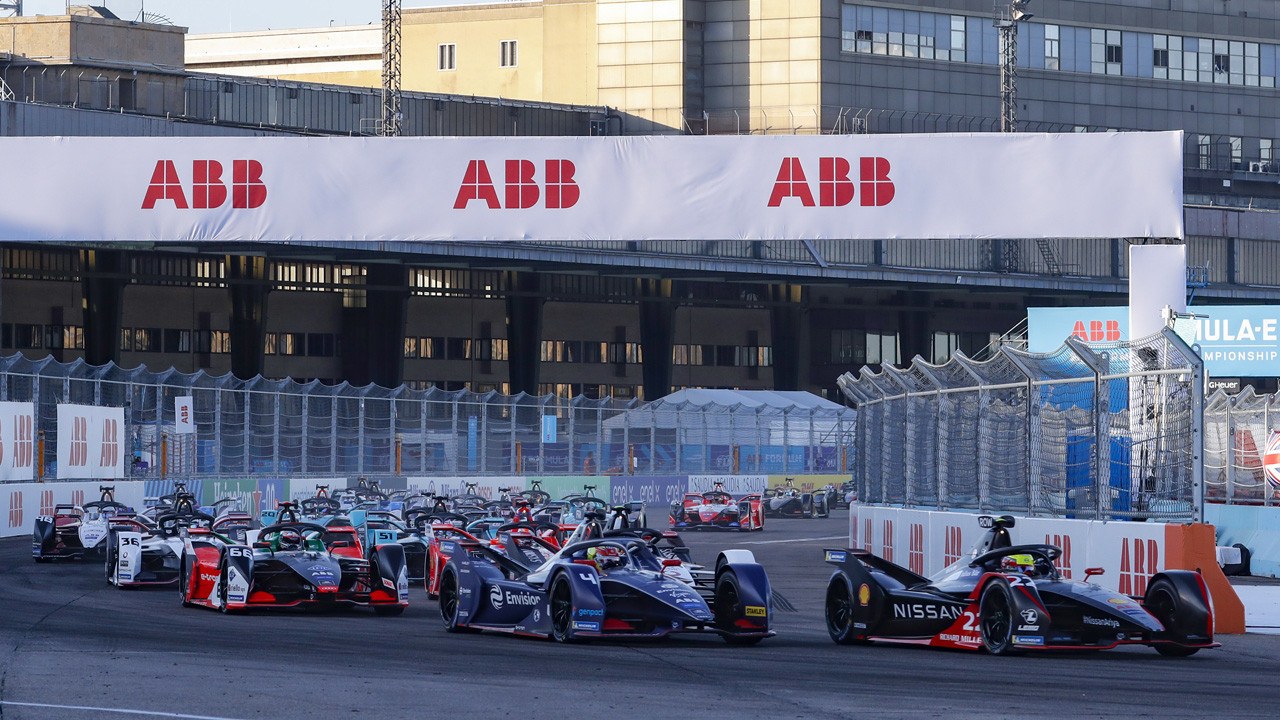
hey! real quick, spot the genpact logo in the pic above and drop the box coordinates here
[142,160,267,209]
[768,156,895,208]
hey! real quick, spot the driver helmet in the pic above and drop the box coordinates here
[587,545,624,572]
[277,528,304,551]
[1000,553,1036,575]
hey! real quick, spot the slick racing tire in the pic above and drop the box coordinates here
[550,574,583,643]
[439,571,476,633]
[217,559,237,615]
[1146,578,1200,657]
[104,530,117,584]
[825,579,868,645]
[178,554,194,607]
[979,579,1019,656]
[715,572,763,646]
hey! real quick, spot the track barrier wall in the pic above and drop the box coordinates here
[847,503,1245,634]
[2,481,147,538]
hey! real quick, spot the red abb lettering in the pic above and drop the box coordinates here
[454,159,579,209]
[142,160,266,209]
[1105,320,1121,341]
[768,156,895,207]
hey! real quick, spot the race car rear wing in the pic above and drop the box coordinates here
[823,548,930,588]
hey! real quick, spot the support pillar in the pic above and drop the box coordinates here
[80,249,127,366]
[638,278,674,400]
[227,255,271,380]
[505,271,543,395]
[769,283,808,390]
[341,264,408,387]
[897,291,931,364]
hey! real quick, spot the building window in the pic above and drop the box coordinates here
[1198,135,1212,170]
[500,40,518,68]
[830,329,863,365]
[1092,29,1122,75]
[307,333,335,357]
[866,332,899,366]
[1044,24,1059,70]
[950,15,965,62]
[1230,137,1243,169]
[1262,139,1274,165]
[439,43,456,71]
[1153,34,1169,79]
[447,337,472,360]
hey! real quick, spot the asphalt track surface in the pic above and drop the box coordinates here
[3,509,1278,720]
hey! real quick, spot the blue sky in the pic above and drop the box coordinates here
[18,1,462,34]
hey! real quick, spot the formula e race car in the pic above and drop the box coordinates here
[669,484,764,531]
[178,511,409,615]
[107,495,215,588]
[33,486,133,561]
[763,479,830,518]
[439,533,773,644]
[823,515,1217,656]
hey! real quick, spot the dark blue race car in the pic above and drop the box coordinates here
[438,533,774,644]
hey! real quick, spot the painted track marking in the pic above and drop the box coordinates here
[741,535,847,545]
[0,701,252,720]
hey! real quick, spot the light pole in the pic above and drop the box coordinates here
[995,0,1033,133]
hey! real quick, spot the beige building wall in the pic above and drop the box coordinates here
[596,0,687,133]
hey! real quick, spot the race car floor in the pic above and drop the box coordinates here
[2,509,1279,720]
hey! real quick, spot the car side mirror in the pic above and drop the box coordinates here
[1084,567,1104,581]
[252,541,271,550]
[329,541,352,548]
[661,558,682,567]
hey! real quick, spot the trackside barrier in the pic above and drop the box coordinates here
[0,481,146,539]
[848,503,1244,634]
[1208,504,1280,578]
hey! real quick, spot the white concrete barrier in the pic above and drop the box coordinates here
[1,481,146,539]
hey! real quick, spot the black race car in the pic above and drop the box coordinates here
[763,479,829,518]
[823,515,1217,656]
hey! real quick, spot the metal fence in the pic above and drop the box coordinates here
[1205,386,1280,506]
[0,353,854,481]
[838,327,1204,522]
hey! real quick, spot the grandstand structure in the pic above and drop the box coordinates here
[2,3,1279,404]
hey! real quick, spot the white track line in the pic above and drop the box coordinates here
[0,701,252,720]
[740,535,847,545]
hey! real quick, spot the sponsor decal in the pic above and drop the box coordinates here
[1017,625,1040,632]
[489,587,540,608]
[1083,616,1121,629]
[533,609,541,623]
[1107,597,1133,606]
[577,608,604,617]
[892,603,961,620]
[858,583,871,607]
[744,605,767,617]
[571,621,600,631]
[767,156,895,208]
[1021,609,1039,624]
[142,159,267,210]
[939,633,981,644]
[454,159,579,210]
[489,585,504,609]
[1013,635,1045,646]
[853,622,867,630]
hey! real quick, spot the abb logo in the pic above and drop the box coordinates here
[71,489,85,507]
[100,418,120,468]
[39,490,53,515]
[882,519,895,562]
[862,518,873,552]
[4,414,34,469]
[68,416,89,467]
[453,159,579,209]
[768,156,895,207]
[1045,533,1073,579]
[943,525,963,565]
[1118,537,1160,595]
[8,491,21,528]
[142,160,267,210]
[1071,319,1122,342]
[907,522,925,575]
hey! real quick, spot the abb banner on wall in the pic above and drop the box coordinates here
[0,133,1182,242]
[56,404,126,479]
[0,402,36,482]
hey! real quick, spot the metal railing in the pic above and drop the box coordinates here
[839,328,1204,522]
[1205,386,1280,506]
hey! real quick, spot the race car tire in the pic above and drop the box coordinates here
[439,571,476,633]
[178,554,194,607]
[550,573,582,643]
[825,578,868,645]
[979,579,1019,655]
[217,559,236,614]
[1146,578,1200,657]
[104,530,118,584]
[374,605,405,617]
[715,571,763,646]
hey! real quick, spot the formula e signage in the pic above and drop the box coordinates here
[1028,306,1280,376]
[0,133,1182,242]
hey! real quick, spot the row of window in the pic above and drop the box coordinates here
[672,344,773,368]
[436,40,518,71]
[841,4,1280,88]
[830,330,901,366]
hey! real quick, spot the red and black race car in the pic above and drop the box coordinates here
[669,483,764,531]
[823,515,1217,656]
[178,506,408,615]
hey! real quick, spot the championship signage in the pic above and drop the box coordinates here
[1028,305,1280,377]
[0,133,1183,242]
[55,404,126,480]
[0,402,36,482]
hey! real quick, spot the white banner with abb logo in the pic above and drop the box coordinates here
[0,402,36,482]
[55,404,126,480]
[2,481,146,537]
[0,133,1183,242]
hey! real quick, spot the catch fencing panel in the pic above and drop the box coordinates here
[0,355,853,482]
[839,328,1205,522]
[1205,386,1280,506]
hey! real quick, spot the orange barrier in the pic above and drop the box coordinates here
[1165,523,1245,634]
